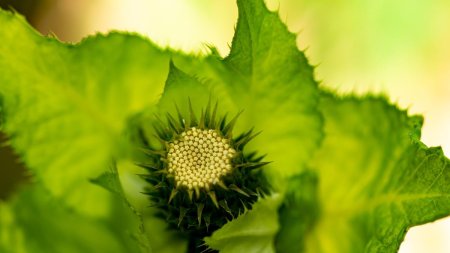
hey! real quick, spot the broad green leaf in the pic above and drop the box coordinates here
[0,183,144,253]
[288,92,450,253]
[0,10,182,215]
[180,0,323,184]
[205,195,282,253]
[225,0,322,180]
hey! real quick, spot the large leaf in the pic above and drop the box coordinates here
[0,10,180,215]
[179,0,323,184]
[225,0,322,181]
[0,181,147,253]
[277,92,450,253]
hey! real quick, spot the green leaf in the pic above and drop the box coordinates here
[293,92,450,253]
[90,164,152,253]
[157,61,213,118]
[0,10,179,215]
[143,213,188,253]
[112,160,189,253]
[275,171,320,253]
[0,183,145,253]
[204,195,282,253]
[226,0,322,179]
[91,171,123,196]
[182,0,323,184]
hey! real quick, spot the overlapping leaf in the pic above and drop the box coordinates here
[226,0,322,181]
[0,10,177,215]
[276,93,450,253]
[0,181,147,253]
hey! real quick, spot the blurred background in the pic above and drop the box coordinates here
[0,0,448,252]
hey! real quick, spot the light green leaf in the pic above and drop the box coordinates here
[91,171,123,196]
[205,195,282,253]
[181,0,323,184]
[0,183,144,253]
[90,164,152,253]
[113,161,188,253]
[226,0,322,180]
[143,213,188,253]
[296,92,450,253]
[157,61,212,119]
[0,10,180,215]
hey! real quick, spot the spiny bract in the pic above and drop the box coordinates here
[139,100,270,237]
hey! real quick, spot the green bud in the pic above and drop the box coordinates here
[139,100,270,239]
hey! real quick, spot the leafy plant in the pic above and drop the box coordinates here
[0,0,449,252]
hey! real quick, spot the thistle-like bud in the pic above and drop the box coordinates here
[139,100,270,240]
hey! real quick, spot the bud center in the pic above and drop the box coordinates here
[167,127,236,189]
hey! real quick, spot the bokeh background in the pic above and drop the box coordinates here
[0,0,449,252]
